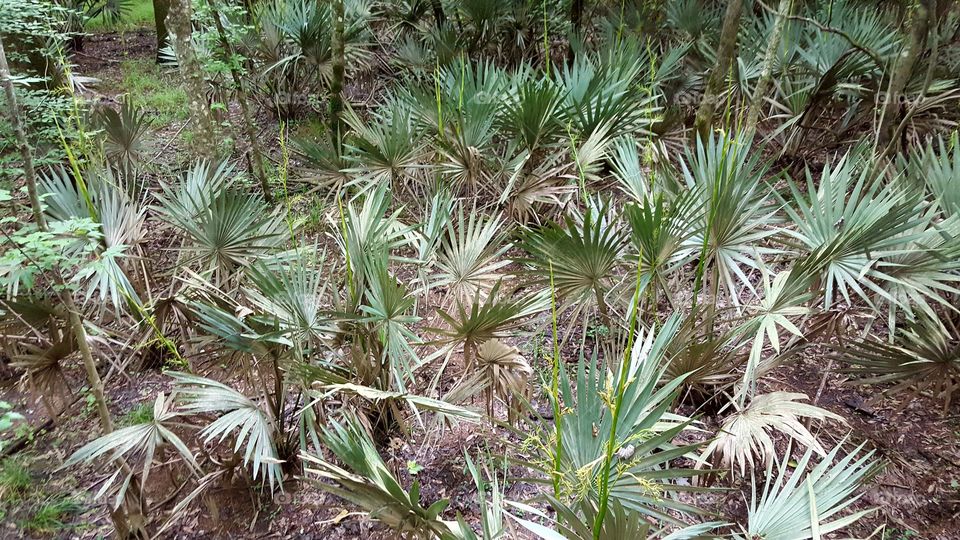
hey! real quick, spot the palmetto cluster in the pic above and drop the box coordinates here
[2,0,959,538]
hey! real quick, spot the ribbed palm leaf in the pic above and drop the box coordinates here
[169,372,283,491]
[434,206,511,306]
[742,441,881,540]
[523,318,709,526]
[431,281,548,369]
[520,199,626,325]
[840,318,960,409]
[778,152,926,310]
[63,394,200,503]
[301,415,456,539]
[680,132,780,305]
[701,392,844,477]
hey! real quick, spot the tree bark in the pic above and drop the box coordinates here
[430,0,445,27]
[153,0,170,63]
[878,0,931,148]
[210,4,272,202]
[745,0,791,137]
[693,0,744,143]
[0,33,46,228]
[166,0,218,161]
[329,0,346,152]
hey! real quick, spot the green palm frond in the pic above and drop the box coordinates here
[680,131,780,305]
[625,191,701,285]
[431,281,548,369]
[778,152,926,310]
[523,317,709,525]
[169,372,283,491]
[520,199,626,325]
[94,95,150,168]
[246,257,337,348]
[839,318,960,409]
[156,161,285,280]
[742,441,881,540]
[301,414,456,539]
[63,393,200,505]
[434,206,511,306]
[906,132,960,219]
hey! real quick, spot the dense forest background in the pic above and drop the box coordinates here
[1,0,960,538]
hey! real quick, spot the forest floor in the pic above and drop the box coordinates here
[1,29,959,540]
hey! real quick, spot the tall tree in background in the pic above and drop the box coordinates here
[745,0,792,136]
[330,0,346,151]
[153,0,170,63]
[210,2,272,202]
[878,0,933,148]
[166,0,218,161]
[693,0,744,142]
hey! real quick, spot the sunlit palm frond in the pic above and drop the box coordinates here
[701,392,844,477]
[170,372,283,491]
[742,441,881,540]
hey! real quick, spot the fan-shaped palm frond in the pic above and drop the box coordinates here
[245,257,337,348]
[63,393,200,504]
[701,392,844,477]
[680,131,780,306]
[94,95,150,168]
[520,199,626,326]
[523,317,708,525]
[434,206,511,306]
[741,441,881,540]
[169,372,283,491]
[454,338,531,423]
[778,152,925,310]
[431,281,548,370]
[301,414,456,539]
[840,317,960,409]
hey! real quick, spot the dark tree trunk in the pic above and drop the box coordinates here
[878,0,932,148]
[693,0,744,143]
[153,0,170,62]
[330,0,346,152]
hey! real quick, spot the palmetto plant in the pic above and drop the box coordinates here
[434,205,511,306]
[520,199,626,328]
[454,338,531,422]
[302,414,458,539]
[63,393,200,503]
[840,316,960,410]
[740,441,881,540]
[777,151,930,314]
[155,161,285,282]
[432,281,548,370]
[700,392,844,477]
[520,317,708,527]
[93,96,150,169]
[679,131,780,308]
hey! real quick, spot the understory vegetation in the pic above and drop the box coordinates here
[1,0,959,538]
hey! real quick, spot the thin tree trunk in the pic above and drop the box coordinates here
[166,0,218,161]
[153,0,170,62]
[878,0,931,148]
[329,0,346,152]
[210,4,272,203]
[0,34,46,228]
[430,0,445,27]
[693,0,744,143]
[571,0,584,32]
[1,32,115,435]
[745,0,792,137]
